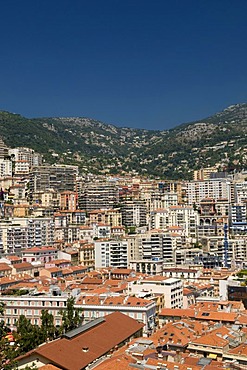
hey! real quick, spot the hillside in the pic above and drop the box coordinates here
[1,103,247,179]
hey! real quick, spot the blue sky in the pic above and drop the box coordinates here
[1,0,247,129]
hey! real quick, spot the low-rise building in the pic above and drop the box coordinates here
[76,294,156,334]
[1,294,68,327]
[129,276,183,309]
[16,312,144,370]
[22,246,58,264]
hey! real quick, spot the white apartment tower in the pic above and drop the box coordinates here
[94,239,128,268]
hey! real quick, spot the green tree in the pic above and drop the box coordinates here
[0,303,10,339]
[40,310,58,342]
[60,297,83,334]
[0,303,17,370]
[0,337,18,370]
[0,302,5,316]
[15,316,42,355]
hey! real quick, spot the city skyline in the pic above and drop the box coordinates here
[1,0,247,129]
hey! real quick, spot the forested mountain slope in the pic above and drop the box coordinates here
[1,103,247,179]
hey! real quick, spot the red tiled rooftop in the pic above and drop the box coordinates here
[82,277,102,285]
[159,308,195,318]
[39,365,62,370]
[6,256,21,261]
[17,312,144,370]
[23,246,57,252]
[228,342,247,356]
[0,263,12,271]
[191,333,228,347]
[44,267,61,273]
[195,311,237,322]
[111,268,133,275]
[14,262,33,270]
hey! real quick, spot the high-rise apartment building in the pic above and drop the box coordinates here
[121,200,147,227]
[186,179,232,205]
[234,181,247,203]
[0,158,12,177]
[94,239,128,268]
[9,147,42,176]
[29,165,78,194]
[0,217,54,254]
[0,137,9,159]
[78,182,119,211]
[193,167,218,181]
[150,205,198,238]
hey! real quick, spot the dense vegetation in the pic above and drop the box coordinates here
[1,103,247,179]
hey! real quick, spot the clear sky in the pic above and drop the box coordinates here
[1,0,247,130]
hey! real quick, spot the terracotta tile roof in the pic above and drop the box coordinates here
[112,283,128,293]
[143,275,168,282]
[226,300,245,310]
[61,268,73,275]
[93,353,134,370]
[103,279,122,287]
[65,250,78,255]
[155,324,196,346]
[236,313,247,325]
[77,294,152,308]
[159,308,195,318]
[6,256,21,261]
[53,259,71,265]
[7,281,39,290]
[14,262,33,270]
[124,296,152,307]
[104,296,125,305]
[80,243,94,249]
[22,246,57,253]
[77,296,101,305]
[111,268,133,274]
[44,267,61,273]
[183,355,224,369]
[74,284,96,291]
[0,275,31,286]
[191,333,228,348]
[228,342,247,356]
[145,358,200,370]
[71,266,87,272]
[82,277,103,285]
[183,288,194,295]
[0,263,12,271]
[195,311,237,322]
[18,312,144,370]
[39,365,62,370]
[87,287,109,295]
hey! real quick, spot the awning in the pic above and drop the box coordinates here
[208,353,217,359]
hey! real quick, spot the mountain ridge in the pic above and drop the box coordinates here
[1,103,247,179]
